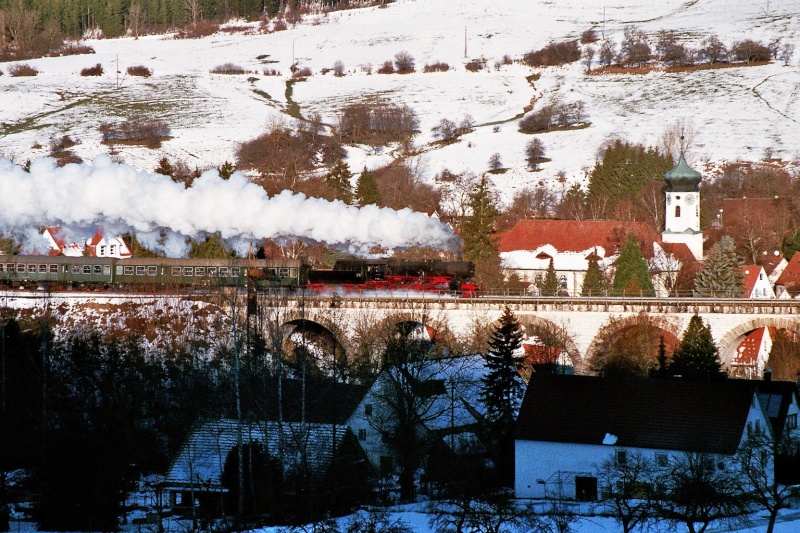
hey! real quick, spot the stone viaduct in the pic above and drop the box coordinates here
[286,294,800,374]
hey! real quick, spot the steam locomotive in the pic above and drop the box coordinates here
[0,255,478,295]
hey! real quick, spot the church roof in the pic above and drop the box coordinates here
[664,155,702,192]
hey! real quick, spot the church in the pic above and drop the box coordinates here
[498,155,702,297]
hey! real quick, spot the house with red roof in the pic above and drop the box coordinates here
[498,157,703,297]
[729,327,778,379]
[741,265,775,299]
[775,252,800,299]
[42,227,132,258]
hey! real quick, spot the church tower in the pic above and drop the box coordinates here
[662,154,703,260]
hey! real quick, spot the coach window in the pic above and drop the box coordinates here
[183,267,193,276]
[231,267,241,276]
[71,265,81,275]
[279,268,289,277]
[4,264,12,272]
[83,265,91,275]
[290,268,298,278]
[49,265,58,273]
[267,268,277,277]
[196,267,206,276]
[172,267,181,276]
[123,266,134,275]
[207,267,217,277]
[27,264,36,273]
[16,264,25,273]
[147,266,157,276]
[93,265,102,274]
[135,266,146,276]
[219,267,229,277]
[104,265,110,275]
[38,264,47,273]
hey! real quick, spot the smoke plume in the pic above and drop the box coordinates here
[0,156,459,257]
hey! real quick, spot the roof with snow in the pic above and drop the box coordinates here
[731,327,774,368]
[741,265,763,297]
[498,220,661,257]
[164,419,359,491]
[516,375,759,455]
[775,252,800,294]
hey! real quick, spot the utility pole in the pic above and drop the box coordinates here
[464,27,467,58]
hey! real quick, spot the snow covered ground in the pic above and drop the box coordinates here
[1,0,798,209]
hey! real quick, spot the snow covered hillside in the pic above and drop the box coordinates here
[1,0,798,208]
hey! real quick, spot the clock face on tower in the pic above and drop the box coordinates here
[685,194,696,205]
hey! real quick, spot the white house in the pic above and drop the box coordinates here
[514,375,773,501]
[346,353,496,475]
[42,226,132,258]
[741,265,775,299]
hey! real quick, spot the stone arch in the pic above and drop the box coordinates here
[282,318,348,379]
[716,316,800,369]
[519,316,583,374]
[584,312,683,375]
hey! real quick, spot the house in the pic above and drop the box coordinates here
[751,378,800,484]
[42,226,132,258]
[499,156,704,297]
[162,419,372,515]
[775,252,800,298]
[729,327,778,379]
[346,353,494,477]
[514,375,772,500]
[741,265,775,299]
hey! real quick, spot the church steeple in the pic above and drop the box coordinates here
[662,154,703,260]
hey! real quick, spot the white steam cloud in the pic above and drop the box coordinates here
[0,156,459,257]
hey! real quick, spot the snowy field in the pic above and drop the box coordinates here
[0,0,798,209]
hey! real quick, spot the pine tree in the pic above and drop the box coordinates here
[218,160,235,180]
[325,160,354,204]
[611,233,655,296]
[355,165,381,206]
[480,306,524,486]
[669,314,723,381]
[481,306,524,425]
[693,236,744,298]
[461,176,500,264]
[581,256,605,296]
[154,157,174,177]
[540,258,560,296]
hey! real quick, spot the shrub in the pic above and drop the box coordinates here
[502,54,513,65]
[731,39,771,63]
[9,64,39,77]
[263,68,280,76]
[423,61,450,73]
[80,63,103,76]
[376,60,395,74]
[465,59,485,72]
[338,102,418,146]
[333,60,346,76]
[525,138,546,168]
[175,20,219,39]
[50,135,77,153]
[394,51,415,74]
[0,69,3,76]
[293,66,312,78]
[210,63,246,74]
[523,40,581,67]
[272,20,287,32]
[431,118,459,143]
[519,106,554,133]
[50,43,95,57]
[99,118,171,148]
[581,28,599,44]
[127,65,152,77]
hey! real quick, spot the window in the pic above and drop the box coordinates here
[207,267,217,277]
[38,264,47,273]
[290,268,298,278]
[103,265,110,275]
[172,267,182,276]
[49,265,57,273]
[93,265,102,274]
[219,267,229,277]
[123,266,134,275]
[616,449,627,465]
[675,205,681,217]
[17,264,26,273]
[279,267,289,278]
[787,414,798,430]
[755,419,761,434]
[147,266,157,276]
[99,245,107,256]
[656,452,669,468]
[196,267,206,276]
[5,264,13,272]
[575,476,598,502]
[183,267,193,276]
[231,267,241,276]
[27,264,36,273]
[82,265,91,274]
[559,275,567,290]
[535,274,543,284]
[364,404,373,416]
[71,265,81,274]
[110,245,116,256]
[136,266,146,276]
[358,429,367,441]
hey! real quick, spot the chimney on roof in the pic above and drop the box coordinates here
[764,368,772,381]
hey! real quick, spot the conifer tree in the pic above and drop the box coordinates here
[669,314,723,381]
[218,160,235,180]
[540,258,560,296]
[611,233,655,297]
[693,236,744,298]
[154,157,174,177]
[461,176,500,264]
[355,166,381,206]
[581,256,606,296]
[325,160,354,204]
[480,306,524,486]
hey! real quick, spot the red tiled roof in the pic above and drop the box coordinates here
[659,241,697,264]
[775,252,800,288]
[498,220,661,257]
[732,327,765,367]
[741,265,761,298]
[760,252,785,275]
